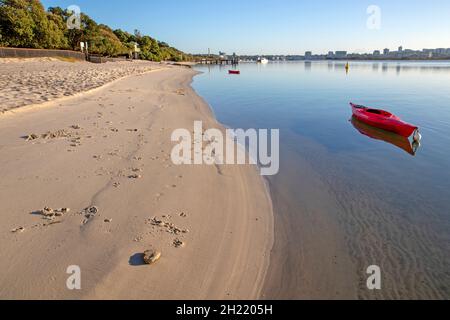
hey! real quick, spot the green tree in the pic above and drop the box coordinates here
[89,25,127,56]
[30,0,66,48]
[0,0,66,48]
[0,0,35,47]
[113,29,130,43]
[0,0,192,61]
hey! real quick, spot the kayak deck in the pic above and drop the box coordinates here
[350,103,419,139]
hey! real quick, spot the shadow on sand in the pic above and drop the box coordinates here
[129,253,146,267]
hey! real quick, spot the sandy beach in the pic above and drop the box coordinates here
[0,58,162,113]
[0,59,273,299]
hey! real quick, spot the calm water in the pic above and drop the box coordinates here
[192,61,450,299]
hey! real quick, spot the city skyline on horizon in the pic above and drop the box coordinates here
[198,45,450,57]
[41,0,450,55]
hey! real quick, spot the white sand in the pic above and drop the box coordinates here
[0,63,273,299]
[0,58,162,113]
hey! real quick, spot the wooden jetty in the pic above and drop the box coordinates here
[197,58,239,65]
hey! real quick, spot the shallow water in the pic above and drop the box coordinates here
[192,61,450,299]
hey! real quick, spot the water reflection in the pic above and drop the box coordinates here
[351,117,420,156]
[304,61,312,71]
[316,60,450,74]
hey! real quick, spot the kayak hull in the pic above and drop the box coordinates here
[350,103,418,138]
[351,117,418,156]
[228,70,240,75]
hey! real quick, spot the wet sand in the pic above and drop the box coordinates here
[262,132,449,300]
[262,146,358,299]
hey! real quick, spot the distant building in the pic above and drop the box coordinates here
[383,48,390,55]
[335,51,347,59]
[398,46,403,52]
[305,51,312,60]
[373,50,381,56]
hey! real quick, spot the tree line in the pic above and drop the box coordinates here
[0,0,192,61]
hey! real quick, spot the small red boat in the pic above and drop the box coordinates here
[350,103,421,141]
[228,70,240,75]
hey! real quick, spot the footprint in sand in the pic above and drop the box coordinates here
[174,89,186,96]
[148,216,189,238]
[180,212,188,218]
[11,226,25,234]
[107,150,120,157]
[173,238,185,248]
[81,206,99,225]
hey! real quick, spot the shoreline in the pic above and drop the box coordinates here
[0,64,274,299]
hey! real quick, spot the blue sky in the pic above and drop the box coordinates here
[41,0,450,55]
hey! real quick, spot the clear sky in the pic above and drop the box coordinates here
[41,0,450,55]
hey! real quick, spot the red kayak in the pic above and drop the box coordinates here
[350,103,421,141]
[228,70,240,75]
